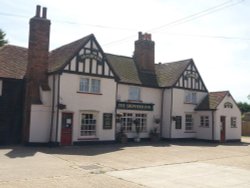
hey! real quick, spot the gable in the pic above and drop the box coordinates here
[175,62,207,91]
[63,36,115,78]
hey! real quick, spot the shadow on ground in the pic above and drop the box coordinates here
[2,138,249,158]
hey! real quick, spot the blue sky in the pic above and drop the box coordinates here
[1,0,250,102]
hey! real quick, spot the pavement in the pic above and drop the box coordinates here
[0,137,250,187]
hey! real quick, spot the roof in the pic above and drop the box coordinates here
[0,34,193,88]
[0,45,28,79]
[107,53,191,87]
[48,34,93,72]
[155,59,191,87]
[196,91,229,111]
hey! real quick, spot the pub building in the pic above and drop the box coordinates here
[0,5,241,145]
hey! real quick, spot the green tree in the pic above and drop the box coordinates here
[0,29,8,47]
[237,102,250,113]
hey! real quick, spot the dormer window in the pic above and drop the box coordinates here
[129,87,140,101]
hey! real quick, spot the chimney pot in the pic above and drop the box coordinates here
[138,32,143,40]
[36,5,41,17]
[42,7,47,18]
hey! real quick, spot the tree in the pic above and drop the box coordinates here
[0,29,8,47]
[237,102,250,114]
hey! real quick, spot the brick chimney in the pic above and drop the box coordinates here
[26,5,50,104]
[134,32,155,73]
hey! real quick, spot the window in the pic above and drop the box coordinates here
[185,114,193,131]
[135,114,147,132]
[0,80,2,96]
[129,87,140,101]
[185,92,197,104]
[175,116,182,129]
[200,116,209,127]
[121,113,147,132]
[224,102,233,108]
[121,113,133,132]
[80,113,97,136]
[79,78,100,93]
[231,117,237,128]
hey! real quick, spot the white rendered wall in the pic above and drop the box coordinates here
[58,73,116,142]
[195,111,213,140]
[29,105,51,143]
[214,94,241,141]
[171,88,207,138]
[117,84,162,139]
[162,89,172,138]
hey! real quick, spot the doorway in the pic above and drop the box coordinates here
[61,113,73,146]
[220,116,226,142]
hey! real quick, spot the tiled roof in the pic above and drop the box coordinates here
[196,91,229,111]
[48,34,93,72]
[107,53,190,87]
[155,59,191,87]
[0,45,28,79]
[0,35,192,88]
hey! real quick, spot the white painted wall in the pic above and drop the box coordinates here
[170,88,208,138]
[214,94,241,141]
[117,84,162,139]
[29,105,51,143]
[162,89,172,138]
[58,73,116,142]
[195,111,213,140]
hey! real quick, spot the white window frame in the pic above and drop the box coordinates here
[185,91,197,104]
[231,117,237,128]
[121,113,147,133]
[200,116,209,128]
[185,114,193,131]
[80,112,97,137]
[129,87,141,101]
[0,80,2,96]
[79,77,101,94]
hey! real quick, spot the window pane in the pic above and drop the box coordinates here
[91,79,100,93]
[129,87,140,100]
[80,78,89,92]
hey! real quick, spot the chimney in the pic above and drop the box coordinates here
[26,5,51,104]
[134,32,155,73]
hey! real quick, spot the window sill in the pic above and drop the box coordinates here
[77,91,102,95]
[184,131,196,133]
[184,102,197,105]
[127,100,143,103]
[77,137,99,141]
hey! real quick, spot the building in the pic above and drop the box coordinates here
[0,6,241,145]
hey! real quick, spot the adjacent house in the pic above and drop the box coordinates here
[0,5,241,145]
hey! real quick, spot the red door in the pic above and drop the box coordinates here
[220,116,226,142]
[61,113,73,146]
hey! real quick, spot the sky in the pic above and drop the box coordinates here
[0,0,250,102]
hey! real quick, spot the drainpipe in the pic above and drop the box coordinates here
[114,82,118,134]
[160,88,165,137]
[169,88,173,139]
[212,110,215,141]
[49,75,55,143]
[55,74,61,144]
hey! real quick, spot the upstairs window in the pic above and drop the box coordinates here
[129,87,140,101]
[79,78,100,94]
[224,102,233,108]
[185,92,197,104]
[0,80,2,96]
